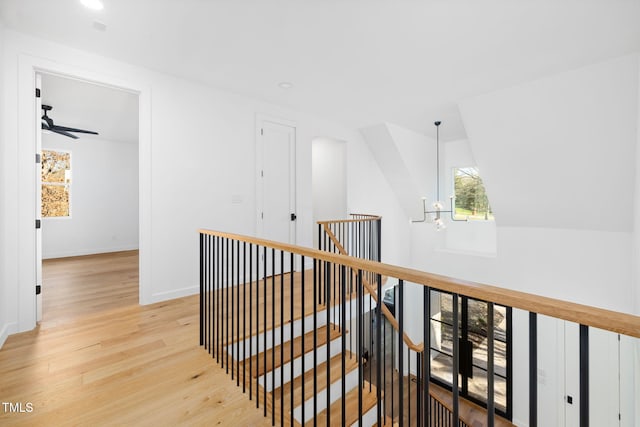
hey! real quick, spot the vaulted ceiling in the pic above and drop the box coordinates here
[2,0,640,140]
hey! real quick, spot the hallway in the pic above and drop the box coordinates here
[0,252,268,426]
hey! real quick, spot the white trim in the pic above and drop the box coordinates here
[42,245,139,260]
[150,285,198,303]
[15,53,152,333]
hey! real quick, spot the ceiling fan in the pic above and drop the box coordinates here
[41,104,98,139]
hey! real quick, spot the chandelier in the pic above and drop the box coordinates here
[412,121,466,230]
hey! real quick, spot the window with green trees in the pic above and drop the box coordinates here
[453,167,494,221]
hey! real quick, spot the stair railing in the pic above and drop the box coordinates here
[199,228,640,427]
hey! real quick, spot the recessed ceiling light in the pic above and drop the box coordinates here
[278,82,293,89]
[81,0,104,11]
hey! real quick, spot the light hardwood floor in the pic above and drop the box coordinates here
[0,251,270,427]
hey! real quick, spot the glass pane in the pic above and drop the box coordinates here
[42,150,71,183]
[453,166,494,220]
[430,349,462,389]
[42,184,69,217]
[467,368,507,412]
[438,292,461,328]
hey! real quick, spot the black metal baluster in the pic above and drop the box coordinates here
[452,294,459,425]
[377,218,382,262]
[325,262,331,426]
[211,236,215,359]
[529,312,537,426]
[399,280,404,427]
[249,243,253,400]
[216,237,221,364]
[341,265,347,427]
[408,349,411,426]
[231,241,235,380]
[383,301,387,423]
[391,304,395,424]
[204,234,208,352]
[580,324,589,427]
[271,248,276,426]
[487,302,495,427]
[243,242,247,393]
[280,251,284,427]
[313,259,318,427]
[225,238,229,372]
[417,351,421,427]
[263,246,268,415]
[423,287,431,427]
[200,234,204,347]
[290,252,295,427]
[255,244,259,407]
[369,289,373,392]
[376,274,382,427]
[358,269,363,427]
[301,256,306,425]
[236,241,241,386]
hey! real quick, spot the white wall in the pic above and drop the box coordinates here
[41,134,139,259]
[0,29,368,338]
[460,54,639,233]
[442,138,497,255]
[351,53,639,426]
[406,54,639,426]
[0,20,7,348]
[347,127,411,268]
[312,137,347,224]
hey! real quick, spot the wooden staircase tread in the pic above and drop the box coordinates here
[247,324,343,378]
[271,351,359,409]
[309,381,381,427]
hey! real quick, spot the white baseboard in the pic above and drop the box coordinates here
[0,322,17,350]
[150,286,198,304]
[43,244,139,259]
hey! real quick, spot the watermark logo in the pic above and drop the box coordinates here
[2,402,34,413]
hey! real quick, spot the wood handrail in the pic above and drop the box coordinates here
[317,215,382,225]
[321,223,423,352]
[198,229,640,339]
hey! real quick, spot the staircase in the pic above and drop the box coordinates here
[213,267,383,426]
[200,217,476,426]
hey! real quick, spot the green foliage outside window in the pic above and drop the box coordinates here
[453,167,494,221]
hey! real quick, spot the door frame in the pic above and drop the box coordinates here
[15,54,151,333]
[255,114,298,275]
[255,113,297,243]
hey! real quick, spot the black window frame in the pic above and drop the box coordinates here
[428,290,513,420]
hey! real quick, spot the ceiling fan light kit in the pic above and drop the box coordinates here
[41,104,99,140]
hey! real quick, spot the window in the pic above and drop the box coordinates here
[41,150,72,217]
[453,167,494,221]
[429,290,512,419]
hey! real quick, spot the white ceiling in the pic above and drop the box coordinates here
[3,0,640,140]
[41,73,138,144]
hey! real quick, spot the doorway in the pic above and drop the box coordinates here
[311,137,347,248]
[36,72,140,322]
[256,115,296,275]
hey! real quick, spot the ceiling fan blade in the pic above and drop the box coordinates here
[50,128,79,139]
[51,125,99,135]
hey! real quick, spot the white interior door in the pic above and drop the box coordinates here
[35,73,43,322]
[258,116,296,276]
